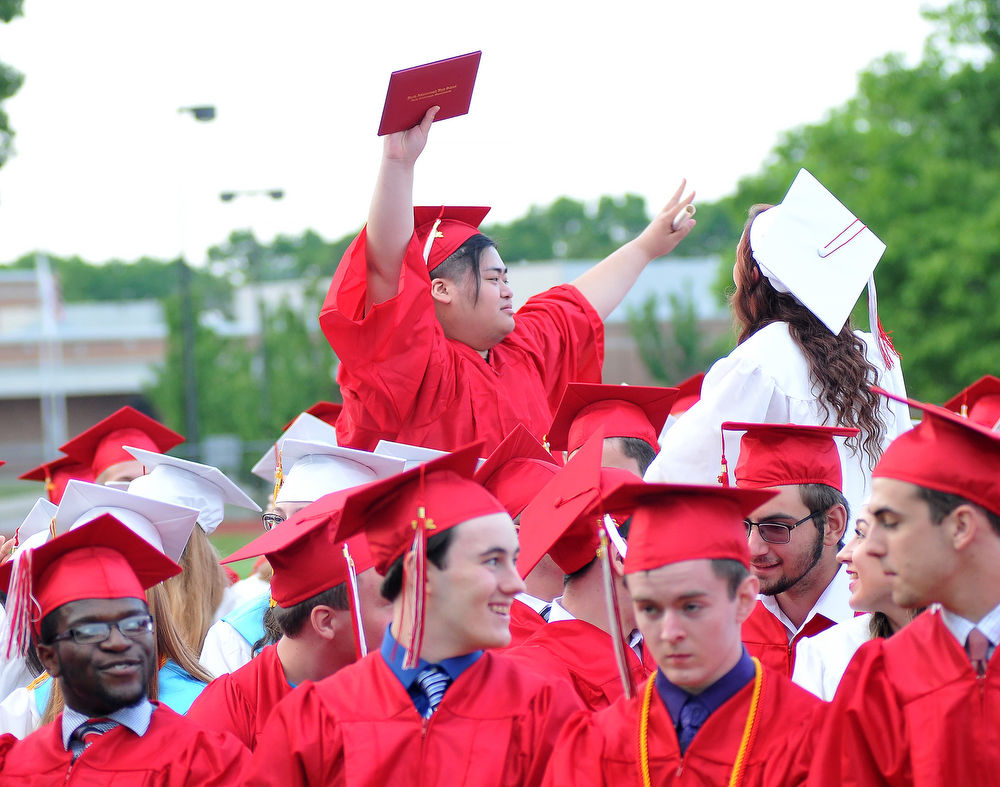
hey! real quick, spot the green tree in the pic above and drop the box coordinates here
[626,283,734,386]
[0,0,25,170]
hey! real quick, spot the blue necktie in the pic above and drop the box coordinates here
[415,666,451,718]
[677,697,709,754]
[69,718,118,761]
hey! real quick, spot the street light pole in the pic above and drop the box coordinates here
[176,104,216,460]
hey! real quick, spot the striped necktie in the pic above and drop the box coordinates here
[69,718,118,761]
[415,666,451,719]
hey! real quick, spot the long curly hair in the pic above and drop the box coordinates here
[731,204,886,467]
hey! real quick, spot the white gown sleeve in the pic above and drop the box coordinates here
[198,620,253,679]
[645,351,778,484]
[0,685,42,739]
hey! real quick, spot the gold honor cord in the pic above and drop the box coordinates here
[638,658,764,787]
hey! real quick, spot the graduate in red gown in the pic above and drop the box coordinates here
[723,422,856,676]
[185,492,391,751]
[543,482,822,786]
[809,389,1000,785]
[507,435,653,710]
[474,424,562,645]
[319,106,695,455]
[242,443,582,786]
[0,515,248,785]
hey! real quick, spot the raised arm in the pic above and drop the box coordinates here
[570,180,695,320]
[365,106,439,309]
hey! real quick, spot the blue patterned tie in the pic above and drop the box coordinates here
[677,697,709,754]
[69,718,118,761]
[415,666,451,718]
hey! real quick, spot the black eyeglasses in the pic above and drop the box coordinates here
[51,614,154,645]
[744,511,823,544]
[261,512,285,532]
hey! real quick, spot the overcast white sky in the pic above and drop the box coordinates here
[0,1,937,266]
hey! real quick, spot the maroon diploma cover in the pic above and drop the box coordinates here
[377,51,482,136]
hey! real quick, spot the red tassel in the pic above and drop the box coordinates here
[3,550,35,660]
[717,429,730,487]
[876,316,899,370]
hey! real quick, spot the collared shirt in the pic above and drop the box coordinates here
[61,697,154,751]
[656,647,756,728]
[759,564,854,642]
[940,599,1000,659]
[546,596,644,660]
[514,592,549,615]
[380,628,482,716]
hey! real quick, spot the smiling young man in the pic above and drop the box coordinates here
[809,388,1000,785]
[320,107,695,456]
[242,444,582,786]
[0,515,248,785]
[542,482,821,786]
[723,422,856,676]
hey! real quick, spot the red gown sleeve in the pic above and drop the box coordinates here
[319,228,456,450]
[541,708,610,787]
[185,673,254,750]
[242,683,345,787]
[807,639,910,786]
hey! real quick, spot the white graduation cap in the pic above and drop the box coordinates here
[373,439,487,472]
[123,446,262,535]
[749,169,896,365]
[250,412,339,483]
[55,479,200,562]
[275,439,406,504]
[14,498,57,546]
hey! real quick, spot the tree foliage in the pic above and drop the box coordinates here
[0,0,24,170]
[700,0,1000,402]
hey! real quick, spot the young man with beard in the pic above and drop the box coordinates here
[0,515,247,784]
[320,107,695,455]
[242,444,582,786]
[809,388,1000,785]
[542,481,821,786]
[724,422,855,676]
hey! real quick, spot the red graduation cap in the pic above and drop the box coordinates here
[720,422,859,492]
[333,441,505,667]
[873,385,1000,517]
[473,424,559,520]
[943,375,1000,430]
[282,402,343,432]
[517,435,637,577]
[59,407,184,480]
[18,456,95,504]
[671,372,705,416]
[413,206,491,270]
[599,482,778,573]
[2,514,181,653]
[546,383,679,455]
[223,490,373,608]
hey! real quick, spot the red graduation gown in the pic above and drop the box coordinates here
[506,598,546,648]
[0,703,249,786]
[543,668,821,786]
[741,601,834,677]
[808,608,1000,786]
[507,619,652,711]
[186,643,291,751]
[242,649,583,786]
[319,227,604,454]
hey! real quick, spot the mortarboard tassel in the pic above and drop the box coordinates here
[867,275,898,370]
[271,445,284,508]
[2,549,35,660]
[403,467,435,669]
[718,429,730,487]
[342,542,367,659]
[598,525,635,700]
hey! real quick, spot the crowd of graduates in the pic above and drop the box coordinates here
[0,107,997,785]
